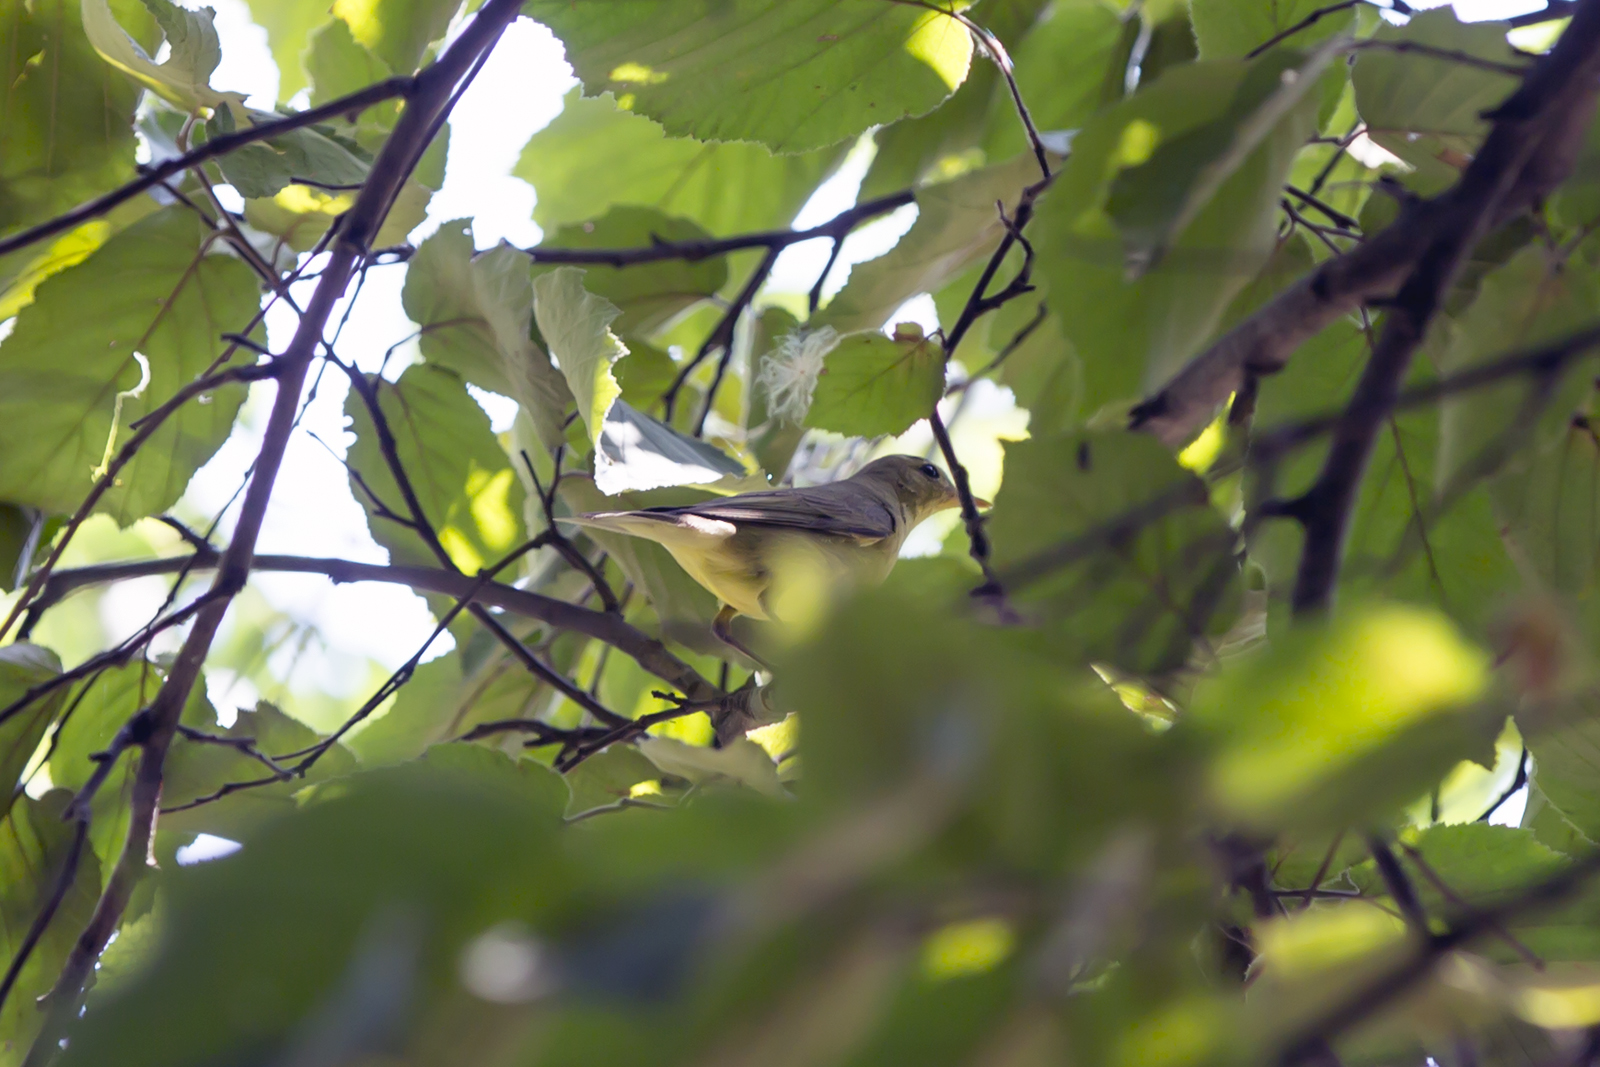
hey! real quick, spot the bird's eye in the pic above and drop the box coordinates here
[919,463,942,480]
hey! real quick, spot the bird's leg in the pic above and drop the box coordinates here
[713,604,772,671]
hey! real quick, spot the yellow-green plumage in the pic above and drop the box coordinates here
[559,455,971,623]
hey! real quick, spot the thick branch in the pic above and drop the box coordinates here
[1292,2,1600,612]
[26,552,718,705]
[0,77,415,260]
[1132,8,1600,450]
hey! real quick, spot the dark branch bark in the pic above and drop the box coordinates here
[517,190,914,268]
[21,6,525,1061]
[1132,7,1600,450]
[23,552,718,707]
[0,77,415,260]
[1291,1,1600,612]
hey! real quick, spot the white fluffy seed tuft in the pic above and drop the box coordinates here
[757,326,838,424]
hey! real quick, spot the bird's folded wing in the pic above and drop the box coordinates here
[647,485,896,542]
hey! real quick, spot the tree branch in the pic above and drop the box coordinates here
[1291,3,1600,612]
[22,553,719,708]
[0,77,415,260]
[1131,7,1600,450]
[516,190,914,269]
[22,6,525,1060]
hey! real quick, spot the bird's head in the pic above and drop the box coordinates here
[850,454,988,527]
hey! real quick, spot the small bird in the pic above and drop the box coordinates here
[560,455,984,661]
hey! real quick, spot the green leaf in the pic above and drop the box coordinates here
[1494,422,1600,639]
[0,644,64,826]
[1348,824,1566,914]
[516,89,845,236]
[330,0,462,75]
[804,328,947,438]
[563,746,664,818]
[1436,246,1600,491]
[241,0,333,97]
[0,0,144,239]
[402,220,573,453]
[531,267,625,450]
[81,0,241,112]
[0,792,102,1065]
[525,0,973,153]
[205,108,371,201]
[1251,320,1519,637]
[49,662,165,876]
[1186,603,1492,831]
[345,362,527,574]
[534,207,728,336]
[1191,0,1355,59]
[1521,696,1600,845]
[636,736,786,798]
[1033,54,1322,412]
[161,701,357,844]
[306,17,395,110]
[0,207,262,523]
[819,151,1042,336]
[1352,10,1521,189]
[980,0,1129,164]
[1106,46,1336,275]
[986,432,1242,676]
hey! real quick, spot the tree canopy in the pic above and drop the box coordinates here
[4,1,1600,1065]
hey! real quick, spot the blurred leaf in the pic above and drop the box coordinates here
[784,559,1169,872]
[57,755,567,1067]
[345,361,527,573]
[534,207,728,336]
[404,220,573,452]
[0,791,102,1066]
[1191,0,1354,58]
[525,0,972,153]
[1352,10,1521,189]
[0,0,144,239]
[820,152,1041,335]
[1034,52,1321,412]
[987,432,1242,676]
[330,0,462,75]
[1186,603,1493,831]
[0,643,64,825]
[804,329,946,438]
[516,89,844,236]
[0,207,262,523]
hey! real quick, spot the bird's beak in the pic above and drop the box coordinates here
[971,496,991,509]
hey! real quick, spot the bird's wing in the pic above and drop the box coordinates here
[643,483,897,542]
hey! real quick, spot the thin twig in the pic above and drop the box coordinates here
[0,77,415,260]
